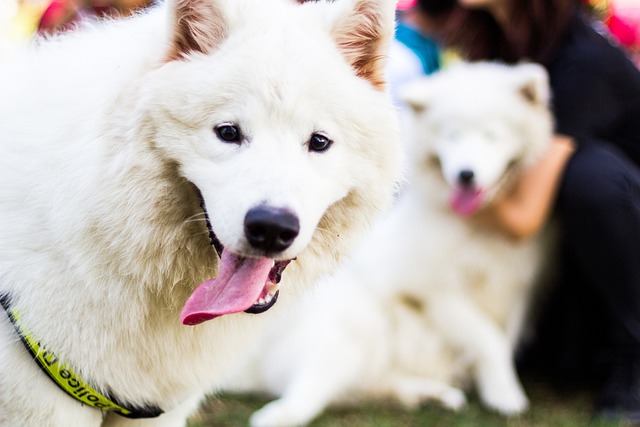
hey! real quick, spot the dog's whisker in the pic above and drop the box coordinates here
[184,218,207,225]
[185,212,208,222]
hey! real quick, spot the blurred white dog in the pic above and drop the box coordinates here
[236,62,555,427]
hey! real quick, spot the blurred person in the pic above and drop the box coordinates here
[386,0,441,147]
[391,0,442,82]
[38,0,152,34]
[422,0,640,422]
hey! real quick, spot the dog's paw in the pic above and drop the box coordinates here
[476,357,530,416]
[249,399,315,427]
[440,387,467,411]
[480,384,529,416]
[391,376,467,411]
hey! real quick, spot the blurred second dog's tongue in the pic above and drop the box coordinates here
[181,251,273,325]
[450,187,483,216]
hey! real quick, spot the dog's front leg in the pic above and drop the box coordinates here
[385,373,467,410]
[426,292,528,415]
[249,346,365,427]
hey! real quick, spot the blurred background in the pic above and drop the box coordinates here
[0,0,151,55]
[1,0,638,66]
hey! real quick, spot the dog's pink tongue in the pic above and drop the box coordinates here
[181,252,274,326]
[450,187,484,217]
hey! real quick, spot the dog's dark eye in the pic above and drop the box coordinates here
[308,133,333,153]
[215,124,242,144]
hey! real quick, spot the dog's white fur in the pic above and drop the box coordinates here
[233,62,555,427]
[0,0,402,425]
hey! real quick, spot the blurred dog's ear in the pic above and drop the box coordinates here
[400,78,434,114]
[166,0,227,60]
[514,63,550,106]
[402,96,429,114]
[330,0,397,90]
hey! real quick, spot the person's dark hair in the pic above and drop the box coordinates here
[416,0,456,15]
[420,0,581,65]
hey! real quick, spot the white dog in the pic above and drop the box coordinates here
[0,0,402,425]
[239,62,555,427]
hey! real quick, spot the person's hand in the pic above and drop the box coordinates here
[478,135,575,240]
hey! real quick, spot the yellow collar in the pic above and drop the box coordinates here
[0,294,163,419]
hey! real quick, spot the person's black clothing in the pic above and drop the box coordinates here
[549,12,640,164]
[519,11,640,422]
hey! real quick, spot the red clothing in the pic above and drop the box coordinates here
[38,0,111,34]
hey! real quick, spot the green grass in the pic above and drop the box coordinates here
[187,378,628,427]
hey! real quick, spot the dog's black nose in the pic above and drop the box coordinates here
[458,169,475,187]
[244,206,300,252]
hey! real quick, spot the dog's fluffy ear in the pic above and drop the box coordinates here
[330,0,397,90]
[166,0,227,60]
[399,77,433,114]
[514,63,550,106]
